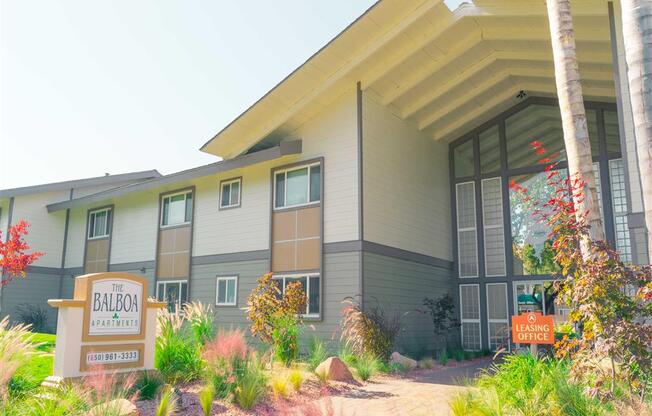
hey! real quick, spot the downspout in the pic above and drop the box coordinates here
[58,189,73,298]
[357,82,364,307]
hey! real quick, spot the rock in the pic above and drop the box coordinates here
[314,357,354,382]
[88,399,138,416]
[390,352,417,370]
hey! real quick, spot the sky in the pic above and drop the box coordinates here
[0,1,381,189]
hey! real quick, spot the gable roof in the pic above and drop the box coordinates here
[0,170,161,198]
[200,0,614,158]
[46,140,302,212]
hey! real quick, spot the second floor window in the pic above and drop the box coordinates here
[161,191,193,227]
[274,163,321,209]
[88,208,111,239]
[220,178,241,209]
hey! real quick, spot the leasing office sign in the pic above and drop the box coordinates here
[511,312,555,344]
[88,279,143,336]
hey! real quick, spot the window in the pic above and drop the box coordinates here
[273,274,320,317]
[220,178,241,209]
[156,280,188,311]
[454,139,475,178]
[161,191,193,227]
[479,126,501,174]
[460,284,481,351]
[609,159,632,262]
[274,163,321,209]
[506,105,565,169]
[456,182,478,277]
[486,283,509,351]
[216,276,238,306]
[514,280,569,325]
[510,170,565,275]
[88,208,111,239]
[482,178,506,276]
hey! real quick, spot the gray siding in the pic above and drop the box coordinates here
[362,251,457,357]
[189,252,360,351]
[1,272,62,333]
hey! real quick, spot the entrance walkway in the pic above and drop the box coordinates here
[324,359,492,416]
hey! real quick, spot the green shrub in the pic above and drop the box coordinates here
[338,344,357,368]
[287,369,303,391]
[131,371,163,400]
[234,356,267,410]
[199,384,214,416]
[15,304,50,334]
[183,301,215,345]
[156,385,178,416]
[155,310,203,384]
[306,336,328,371]
[271,314,300,366]
[453,349,465,362]
[353,354,380,381]
[451,354,607,416]
[0,317,44,399]
[419,357,435,369]
[438,350,449,366]
[340,297,401,361]
[3,383,89,416]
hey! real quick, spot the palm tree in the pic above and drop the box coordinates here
[546,0,605,244]
[620,0,652,262]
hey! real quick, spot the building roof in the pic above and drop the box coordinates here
[46,140,302,212]
[200,0,614,159]
[0,170,161,198]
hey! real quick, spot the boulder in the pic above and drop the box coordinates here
[390,352,417,370]
[314,357,354,382]
[88,399,138,416]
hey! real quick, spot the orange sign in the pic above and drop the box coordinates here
[511,312,555,344]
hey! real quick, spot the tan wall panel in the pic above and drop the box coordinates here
[174,227,191,250]
[158,229,176,253]
[297,207,320,239]
[272,241,295,272]
[157,254,174,278]
[85,238,109,272]
[296,238,320,270]
[172,254,189,278]
[272,211,296,242]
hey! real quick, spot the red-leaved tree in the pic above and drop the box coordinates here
[511,141,652,400]
[0,220,43,286]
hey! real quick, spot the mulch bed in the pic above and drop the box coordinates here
[134,358,490,415]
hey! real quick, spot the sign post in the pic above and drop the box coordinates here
[46,272,166,382]
[511,312,555,356]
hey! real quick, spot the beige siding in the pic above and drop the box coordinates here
[0,198,9,237]
[193,163,270,256]
[363,93,452,260]
[193,89,359,255]
[110,192,158,264]
[10,191,68,267]
[64,208,87,268]
[293,90,359,244]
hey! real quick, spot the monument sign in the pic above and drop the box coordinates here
[47,272,165,380]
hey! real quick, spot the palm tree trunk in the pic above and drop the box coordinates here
[546,0,605,244]
[621,0,652,263]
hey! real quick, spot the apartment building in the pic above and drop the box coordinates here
[1,0,646,354]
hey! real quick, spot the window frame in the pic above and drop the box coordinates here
[456,181,479,278]
[215,276,238,306]
[273,162,321,210]
[219,177,242,210]
[87,207,112,240]
[459,283,482,351]
[486,282,510,352]
[273,273,321,318]
[156,279,188,311]
[160,190,193,228]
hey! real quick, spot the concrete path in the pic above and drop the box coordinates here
[324,359,492,416]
